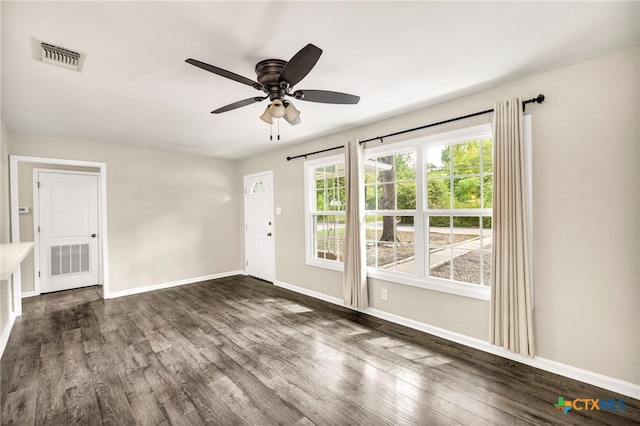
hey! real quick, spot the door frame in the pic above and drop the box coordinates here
[243,170,275,282]
[9,155,110,313]
[33,169,102,295]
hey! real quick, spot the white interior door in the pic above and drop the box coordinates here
[38,171,100,293]
[244,172,275,282]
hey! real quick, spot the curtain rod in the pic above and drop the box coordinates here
[286,94,545,161]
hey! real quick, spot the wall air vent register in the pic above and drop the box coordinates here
[36,40,85,72]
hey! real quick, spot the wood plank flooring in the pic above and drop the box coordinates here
[1,275,638,425]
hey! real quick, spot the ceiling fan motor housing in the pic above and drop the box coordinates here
[255,59,288,100]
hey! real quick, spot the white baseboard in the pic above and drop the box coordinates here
[274,280,343,305]
[274,279,640,400]
[21,291,37,298]
[0,312,17,359]
[107,270,245,299]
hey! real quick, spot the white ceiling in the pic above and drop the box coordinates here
[2,1,639,160]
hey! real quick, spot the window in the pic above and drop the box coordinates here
[303,121,530,300]
[304,155,346,270]
[250,181,266,194]
[364,150,417,274]
[425,139,493,286]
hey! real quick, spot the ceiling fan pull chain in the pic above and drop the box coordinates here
[269,122,273,141]
[277,119,280,141]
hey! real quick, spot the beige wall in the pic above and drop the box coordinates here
[239,47,640,385]
[9,135,242,294]
[1,121,12,342]
[1,122,9,245]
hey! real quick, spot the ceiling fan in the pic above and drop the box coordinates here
[185,43,360,126]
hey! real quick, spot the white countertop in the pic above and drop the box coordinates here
[0,242,35,281]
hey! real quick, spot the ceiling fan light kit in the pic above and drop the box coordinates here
[186,43,360,137]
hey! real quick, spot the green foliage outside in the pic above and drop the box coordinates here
[426,138,493,228]
[315,164,346,212]
[315,138,493,233]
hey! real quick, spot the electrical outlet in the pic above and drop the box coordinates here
[381,289,388,301]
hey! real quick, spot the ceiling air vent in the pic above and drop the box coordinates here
[38,41,84,71]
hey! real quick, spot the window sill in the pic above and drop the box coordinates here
[304,259,490,301]
[305,258,344,273]
[366,269,490,301]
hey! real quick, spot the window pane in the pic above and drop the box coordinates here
[453,249,481,284]
[366,244,377,267]
[336,163,346,188]
[427,145,449,178]
[365,185,376,210]
[379,216,396,242]
[453,176,481,209]
[481,219,492,250]
[328,189,341,210]
[452,216,481,249]
[338,239,345,262]
[452,140,481,175]
[482,139,493,173]
[395,216,415,274]
[378,183,395,210]
[429,216,451,247]
[397,181,416,210]
[375,215,395,270]
[313,215,345,262]
[365,215,382,241]
[376,241,393,269]
[251,181,265,194]
[315,234,326,259]
[395,152,416,181]
[482,175,493,208]
[429,248,450,279]
[427,179,450,209]
[364,159,377,183]
[377,155,395,183]
[482,250,491,286]
[326,165,337,189]
[314,215,326,238]
[315,167,326,189]
[325,236,339,261]
[315,190,325,211]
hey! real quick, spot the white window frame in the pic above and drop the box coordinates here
[304,154,346,272]
[303,118,532,301]
[365,124,494,299]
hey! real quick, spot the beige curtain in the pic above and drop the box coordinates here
[343,139,368,308]
[490,98,535,357]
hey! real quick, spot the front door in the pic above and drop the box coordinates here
[38,171,100,293]
[244,172,275,281]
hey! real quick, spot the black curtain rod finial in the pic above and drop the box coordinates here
[535,94,545,104]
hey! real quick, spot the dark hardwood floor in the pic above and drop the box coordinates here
[1,275,638,425]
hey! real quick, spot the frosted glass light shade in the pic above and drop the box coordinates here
[268,99,286,118]
[284,102,301,125]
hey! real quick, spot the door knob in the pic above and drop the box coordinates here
[91,234,97,238]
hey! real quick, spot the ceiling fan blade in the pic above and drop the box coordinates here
[278,44,322,87]
[211,96,267,114]
[292,90,360,104]
[186,58,263,90]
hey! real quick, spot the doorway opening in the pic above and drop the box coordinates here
[9,155,109,314]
